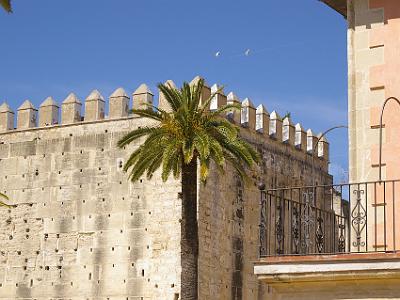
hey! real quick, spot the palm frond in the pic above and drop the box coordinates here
[0,0,12,13]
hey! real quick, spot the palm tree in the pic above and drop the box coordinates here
[118,78,259,300]
[0,0,11,13]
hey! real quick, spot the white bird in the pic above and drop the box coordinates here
[245,49,251,56]
[215,51,221,57]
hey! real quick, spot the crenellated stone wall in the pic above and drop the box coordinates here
[0,77,331,300]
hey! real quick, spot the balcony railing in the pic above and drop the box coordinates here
[259,179,400,257]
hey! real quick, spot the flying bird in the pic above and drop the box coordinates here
[244,49,251,56]
[215,51,221,57]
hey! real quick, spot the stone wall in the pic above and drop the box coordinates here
[0,78,331,299]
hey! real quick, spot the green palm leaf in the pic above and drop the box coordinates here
[0,0,11,13]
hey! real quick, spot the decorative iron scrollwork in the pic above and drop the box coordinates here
[338,224,346,252]
[351,189,366,249]
[259,192,267,257]
[292,206,300,254]
[301,190,315,253]
[316,217,324,253]
[276,200,284,254]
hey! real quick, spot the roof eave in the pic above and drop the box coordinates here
[320,0,347,18]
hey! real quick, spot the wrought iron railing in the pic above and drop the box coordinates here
[259,179,400,257]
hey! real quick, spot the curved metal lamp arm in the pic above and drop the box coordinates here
[379,97,400,182]
[311,125,348,185]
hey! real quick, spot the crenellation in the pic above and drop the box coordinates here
[210,84,227,111]
[132,84,154,111]
[39,97,59,127]
[61,93,82,124]
[109,88,129,119]
[227,92,241,124]
[241,98,256,129]
[295,123,307,152]
[307,128,319,156]
[256,104,269,135]
[0,102,15,131]
[158,80,176,112]
[17,100,37,129]
[282,116,295,145]
[269,110,282,141]
[190,76,211,108]
[318,135,329,161]
[85,90,105,122]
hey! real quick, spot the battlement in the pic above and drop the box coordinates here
[0,76,329,162]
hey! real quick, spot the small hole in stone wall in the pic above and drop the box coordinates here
[101,148,104,152]
[51,218,54,221]
[58,171,61,174]
[36,251,40,254]
[23,266,27,270]
[22,189,25,192]
[59,186,62,189]
[42,187,44,191]
[120,230,123,233]
[89,215,91,219]
[16,283,18,287]
[128,246,130,250]
[145,228,147,231]
[155,284,158,288]
[80,185,82,188]
[73,216,75,220]
[171,283,175,288]
[131,263,134,267]
[147,279,150,282]
[131,212,133,216]
[112,264,115,268]
[83,200,85,203]
[140,179,143,183]
[147,245,149,249]
[22,174,24,178]
[74,248,77,252]
[25,235,29,239]
[57,266,62,269]
[80,169,83,173]
[122,197,124,200]
[97,183,100,186]
[108,214,110,217]
[25,258,28,263]
[148,211,151,215]
[62,152,64,155]
[55,249,58,253]
[98,167,101,171]
[44,233,48,239]
[90,248,92,252]
[56,234,60,238]
[61,202,63,205]
[43,154,46,157]
[45,266,49,270]
[35,169,39,176]
[102,198,105,202]
[69,133,73,137]
[9,235,13,240]
[43,203,46,207]
[119,181,122,185]
[17,251,21,255]
[142,270,144,277]
[24,219,27,223]
[88,273,92,280]
[80,150,83,154]
[105,129,108,133]
[71,282,73,286]
[26,228,29,232]
[137,195,140,199]
[111,247,114,251]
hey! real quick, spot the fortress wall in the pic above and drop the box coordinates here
[0,77,331,300]
[0,117,182,300]
[198,126,331,300]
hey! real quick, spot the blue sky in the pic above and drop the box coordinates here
[0,0,348,182]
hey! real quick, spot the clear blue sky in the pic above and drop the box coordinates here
[0,0,348,182]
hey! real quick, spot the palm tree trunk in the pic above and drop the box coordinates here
[181,158,198,300]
